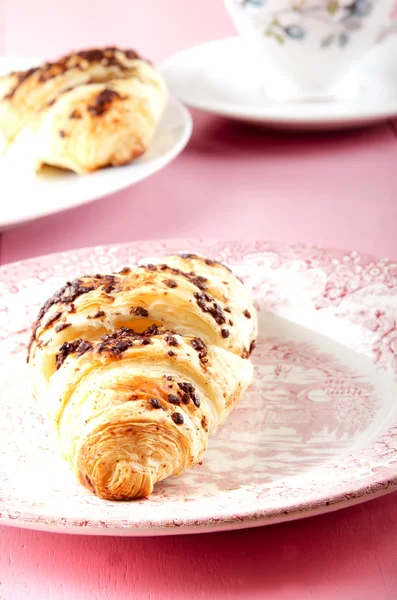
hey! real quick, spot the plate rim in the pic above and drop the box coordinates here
[1,484,395,536]
[1,238,397,536]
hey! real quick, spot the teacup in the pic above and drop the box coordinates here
[224,0,397,101]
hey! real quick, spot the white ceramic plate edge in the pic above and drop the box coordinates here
[159,37,397,130]
[1,479,397,536]
[0,98,192,230]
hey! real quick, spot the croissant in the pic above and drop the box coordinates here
[28,254,257,500]
[0,47,167,173]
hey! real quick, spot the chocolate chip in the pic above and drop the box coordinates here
[56,339,92,369]
[190,337,207,359]
[59,130,66,138]
[165,335,179,347]
[188,275,208,290]
[4,67,39,100]
[172,412,184,425]
[144,324,161,336]
[34,48,138,88]
[221,329,230,339]
[87,88,126,117]
[131,306,149,317]
[87,310,105,319]
[101,275,118,294]
[125,49,139,59]
[167,394,181,405]
[214,313,226,325]
[77,340,93,355]
[168,350,176,357]
[163,279,178,288]
[118,267,131,275]
[38,278,97,321]
[149,398,163,409]
[193,292,226,325]
[249,340,256,355]
[96,326,156,356]
[177,382,195,395]
[177,381,200,406]
[192,393,201,407]
[243,310,251,319]
[54,322,71,333]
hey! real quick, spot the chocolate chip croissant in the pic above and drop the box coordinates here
[0,47,167,173]
[28,254,257,500]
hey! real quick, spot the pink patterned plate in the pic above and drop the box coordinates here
[1,240,397,536]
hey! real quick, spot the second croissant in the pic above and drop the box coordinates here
[0,47,167,173]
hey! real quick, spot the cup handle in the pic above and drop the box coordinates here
[377,12,397,43]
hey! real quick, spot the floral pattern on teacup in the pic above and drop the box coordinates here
[237,0,373,47]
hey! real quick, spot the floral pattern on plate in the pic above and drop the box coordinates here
[0,240,396,535]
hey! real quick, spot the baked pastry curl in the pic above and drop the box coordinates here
[29,254,257,500]
[0,47,167,173]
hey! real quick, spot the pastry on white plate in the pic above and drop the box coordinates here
[0,47,167,173]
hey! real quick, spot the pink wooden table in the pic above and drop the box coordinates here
[1,1,397,598]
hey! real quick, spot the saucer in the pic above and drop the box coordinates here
[160,36,397,131]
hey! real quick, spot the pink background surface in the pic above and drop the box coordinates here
[1,1,397,599]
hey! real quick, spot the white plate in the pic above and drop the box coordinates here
[160,36,397,131]
[0,57,192,231]
[1,240,397,536]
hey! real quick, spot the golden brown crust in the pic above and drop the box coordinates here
[0,47,142,103]
[28,256,257,374]
[30,254,257,500]
[0,46,167,171]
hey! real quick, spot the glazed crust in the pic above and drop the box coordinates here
[29,254,257,500]
[0,47,167,173]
